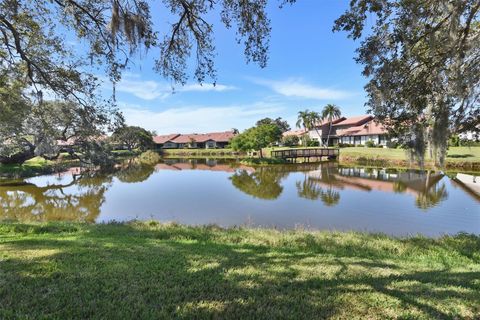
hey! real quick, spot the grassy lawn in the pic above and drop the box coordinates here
[0,156,56,177]
[0,222,478,319]
[340,146,480,162]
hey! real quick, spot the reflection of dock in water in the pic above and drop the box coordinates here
[452,173,480,201]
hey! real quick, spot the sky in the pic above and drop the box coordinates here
[99,0,369,134]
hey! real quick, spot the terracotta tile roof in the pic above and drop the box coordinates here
[337,120,388,136]
[282,129,307,137]
[153,134,180,144]
[333,115,373,127]
[171,131,236,143]
[314,117,346,127]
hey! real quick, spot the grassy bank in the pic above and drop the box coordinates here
[0,156,65,178]
[339,146,480,170]
[0,222,478,319]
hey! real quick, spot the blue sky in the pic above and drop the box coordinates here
[100,1,368,134]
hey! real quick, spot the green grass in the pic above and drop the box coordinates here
[340,146,480,162]
[0,156,57,177]
[338,146,480,169]
[0,222,479,319]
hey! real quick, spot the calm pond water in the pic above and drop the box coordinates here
[1,159,478,237]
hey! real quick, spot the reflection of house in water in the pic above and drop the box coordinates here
[155,159,255,173]
[307,166,447,209]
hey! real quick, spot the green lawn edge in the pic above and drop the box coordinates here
[1,221,479,319]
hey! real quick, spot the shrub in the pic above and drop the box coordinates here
[282,135,300,147]
[307,139,320,147]
[365,140,376,148]
[449,135,460,147]
[138,150,161,165]
[386,140,398,148]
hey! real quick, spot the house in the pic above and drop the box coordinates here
[337,119,389,146]
[153,134,181,149]
[154,131,236,149]
[309,115,389,146]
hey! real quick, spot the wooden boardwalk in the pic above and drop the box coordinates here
[271,148,339,161]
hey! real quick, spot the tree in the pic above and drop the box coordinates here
[0,0,286,102]
[321,104,341,146]
[334,0,480,167]
[0,98,117,166]
[296,110,322,146]
[112,126,154,151]
[282,135,300,147]
[230,123,282,157]
[256,117,291,133]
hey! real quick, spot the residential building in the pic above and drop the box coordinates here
[154,131,236,149]
[309,115,390,146]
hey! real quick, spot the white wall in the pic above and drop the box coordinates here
[308,129,322,142]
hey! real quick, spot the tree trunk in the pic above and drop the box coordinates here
[326,122,332,147]
[259,148,263,158]
[0,148,35,165]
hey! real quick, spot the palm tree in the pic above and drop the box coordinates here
[296,110,322,146]
[321,104,341,147]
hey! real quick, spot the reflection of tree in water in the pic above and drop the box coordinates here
[115,162,155,183]
[296,165,340,206]
[415,175,448,210]
[0,173,112,222]
[392,171,448,209]
[230,167,288,200]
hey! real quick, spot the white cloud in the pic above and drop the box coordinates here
[108,75,236,100]
[252,78,351,100]
[119,102,285,134]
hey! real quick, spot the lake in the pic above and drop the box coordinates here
[1,159,478,237]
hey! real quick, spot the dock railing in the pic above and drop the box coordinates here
[271,148,339,160]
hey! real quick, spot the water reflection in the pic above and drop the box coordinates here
[230,167,288,200]
[0,159,477,236]
[0,171,111,222]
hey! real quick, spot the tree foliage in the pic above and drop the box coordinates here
[0,95,116,165]
[0,0,285,97]
[112,126,154,151]
[296,110,322,146]
[321,104,341,146]
[230,123,282,157]
[334,0,480,167]
[256,117,291,133]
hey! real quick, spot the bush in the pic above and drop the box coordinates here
[386,140,398,149]
[449,135,460,147]
[282,135,300,147]
[138,150,161,165]
[365,140,376,148]
[338,143,354,148]
[307,139,320,147]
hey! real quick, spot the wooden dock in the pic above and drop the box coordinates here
[271,148,339,161]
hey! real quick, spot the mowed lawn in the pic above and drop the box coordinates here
[339,146,480,163]
[0,222,479,319]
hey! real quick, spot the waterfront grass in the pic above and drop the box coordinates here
[339,146,480,169]
[0,221,479,319]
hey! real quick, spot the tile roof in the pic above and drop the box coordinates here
[337,120,388,136]
[333,115,373,127]
[153,134,181,144]
[314,117,346,127]
[171,131,236,143]
[282,129,307,137]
